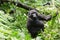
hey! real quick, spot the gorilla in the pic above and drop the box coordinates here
[27,10,58,38]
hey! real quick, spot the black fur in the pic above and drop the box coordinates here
[27,10,58,38]
[27,10,44,38]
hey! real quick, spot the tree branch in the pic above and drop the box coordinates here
[1,0,38,11]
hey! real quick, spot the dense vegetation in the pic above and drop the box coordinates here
[0,0,60,40]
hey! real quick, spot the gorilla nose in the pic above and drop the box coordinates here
[33,14,36,17]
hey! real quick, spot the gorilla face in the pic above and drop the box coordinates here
[28,10,38,20]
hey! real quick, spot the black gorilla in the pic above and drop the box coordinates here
[27,10,58,38]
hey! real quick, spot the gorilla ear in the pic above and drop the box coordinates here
[28,11,31,17]
[28,13,31,17]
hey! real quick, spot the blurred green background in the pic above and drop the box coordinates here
[0,0,60,40]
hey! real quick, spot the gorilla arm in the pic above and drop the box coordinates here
[38,12,58,21]
[38,14,52,21]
